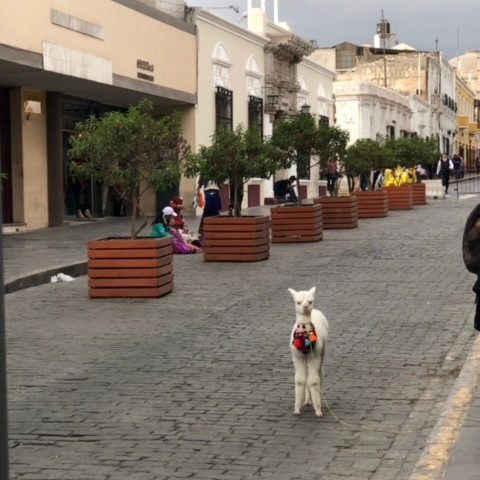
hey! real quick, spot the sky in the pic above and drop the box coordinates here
[188,0,480,61]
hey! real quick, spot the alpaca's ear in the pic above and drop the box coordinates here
[308,287,316,296]
[288,288,297,299]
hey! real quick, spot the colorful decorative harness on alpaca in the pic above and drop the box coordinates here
[292,323,318,354]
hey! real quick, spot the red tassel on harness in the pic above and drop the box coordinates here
[292,324,317,354]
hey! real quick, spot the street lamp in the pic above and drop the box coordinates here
[300,103,311,114]
[266,94,280,108]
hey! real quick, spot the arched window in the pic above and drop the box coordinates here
[317,84,329,122]
[246,55,262,97]
[297,76,310,110]
[213,43,231,89]
[246,55,263,134]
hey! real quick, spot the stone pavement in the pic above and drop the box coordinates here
[2,198,480,480]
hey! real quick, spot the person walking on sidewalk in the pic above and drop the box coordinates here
[436,153,454,195]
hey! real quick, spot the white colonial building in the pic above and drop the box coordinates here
[333,81,412,144]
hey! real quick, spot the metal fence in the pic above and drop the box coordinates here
[452,169,480,199]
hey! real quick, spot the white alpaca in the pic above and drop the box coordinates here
[288,287,329,417]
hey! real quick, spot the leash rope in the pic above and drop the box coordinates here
[320,391,480,434]
[295,323,480,432]
[320,391,406,435]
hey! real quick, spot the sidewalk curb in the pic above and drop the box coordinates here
[4,260,87,294]
[409,328,480,480]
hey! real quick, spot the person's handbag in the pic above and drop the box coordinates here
[198,191,205,208]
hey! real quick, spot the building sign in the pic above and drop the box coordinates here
[137,59,154,82]
[23,91,46,117]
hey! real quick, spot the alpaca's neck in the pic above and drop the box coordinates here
[296,311,312,321]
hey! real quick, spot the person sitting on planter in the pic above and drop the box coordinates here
[416,164,427,180]
[151,206,202,254]
[198,181,222,241]
[274,176,298,202]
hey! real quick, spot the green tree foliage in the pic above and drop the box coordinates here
[184,124,286,217]
[391,136,441,168]
[344,138,382,176]
[316,122,350,169]
[271,113,349,200]
[270,113,318,176]
[68,99,189,238]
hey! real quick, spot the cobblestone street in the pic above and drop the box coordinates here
[5,197,480,480]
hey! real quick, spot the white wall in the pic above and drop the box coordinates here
[334,81,412,144]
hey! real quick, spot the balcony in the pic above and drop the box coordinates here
[458,115,469,128]
[469,122,478,134]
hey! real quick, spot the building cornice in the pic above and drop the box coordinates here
[334,80,411,108]
[112,0,196,35]
[195,9,270,49]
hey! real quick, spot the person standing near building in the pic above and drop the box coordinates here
[436,153,454,195]
[452,154,463,180]
[198,181,222,241]
[326,156,338,197]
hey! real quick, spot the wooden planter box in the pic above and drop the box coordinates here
[203,215,270,262]
[386,185,413,210]
[88,237,173,298]
[412,182,427,205]
[271,204,323,243]
[353,189,388,218]
[314,196,358,229]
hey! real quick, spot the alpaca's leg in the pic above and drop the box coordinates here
[304,387,312,406]
[307,358,323,417]
[293,357,306,415]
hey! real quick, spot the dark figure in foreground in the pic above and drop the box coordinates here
[462,203,480,331]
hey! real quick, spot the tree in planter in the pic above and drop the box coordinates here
[271,113,349,200]
[343,137,394,192]
[184,124,286,217]
[270,113,318,202]
[316,121,350,174]
[67,99,189,238]
[387,136,441,185]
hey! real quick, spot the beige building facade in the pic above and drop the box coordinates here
[454,75,478,169]
[190,8,269,211]
[450,51,480,165]
[0,0,196,231]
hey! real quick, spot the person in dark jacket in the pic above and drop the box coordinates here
[198,181,222,241]
[436,153,454,195]
[274,176,297,202]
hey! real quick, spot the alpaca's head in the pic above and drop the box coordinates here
[288,287,316,316]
